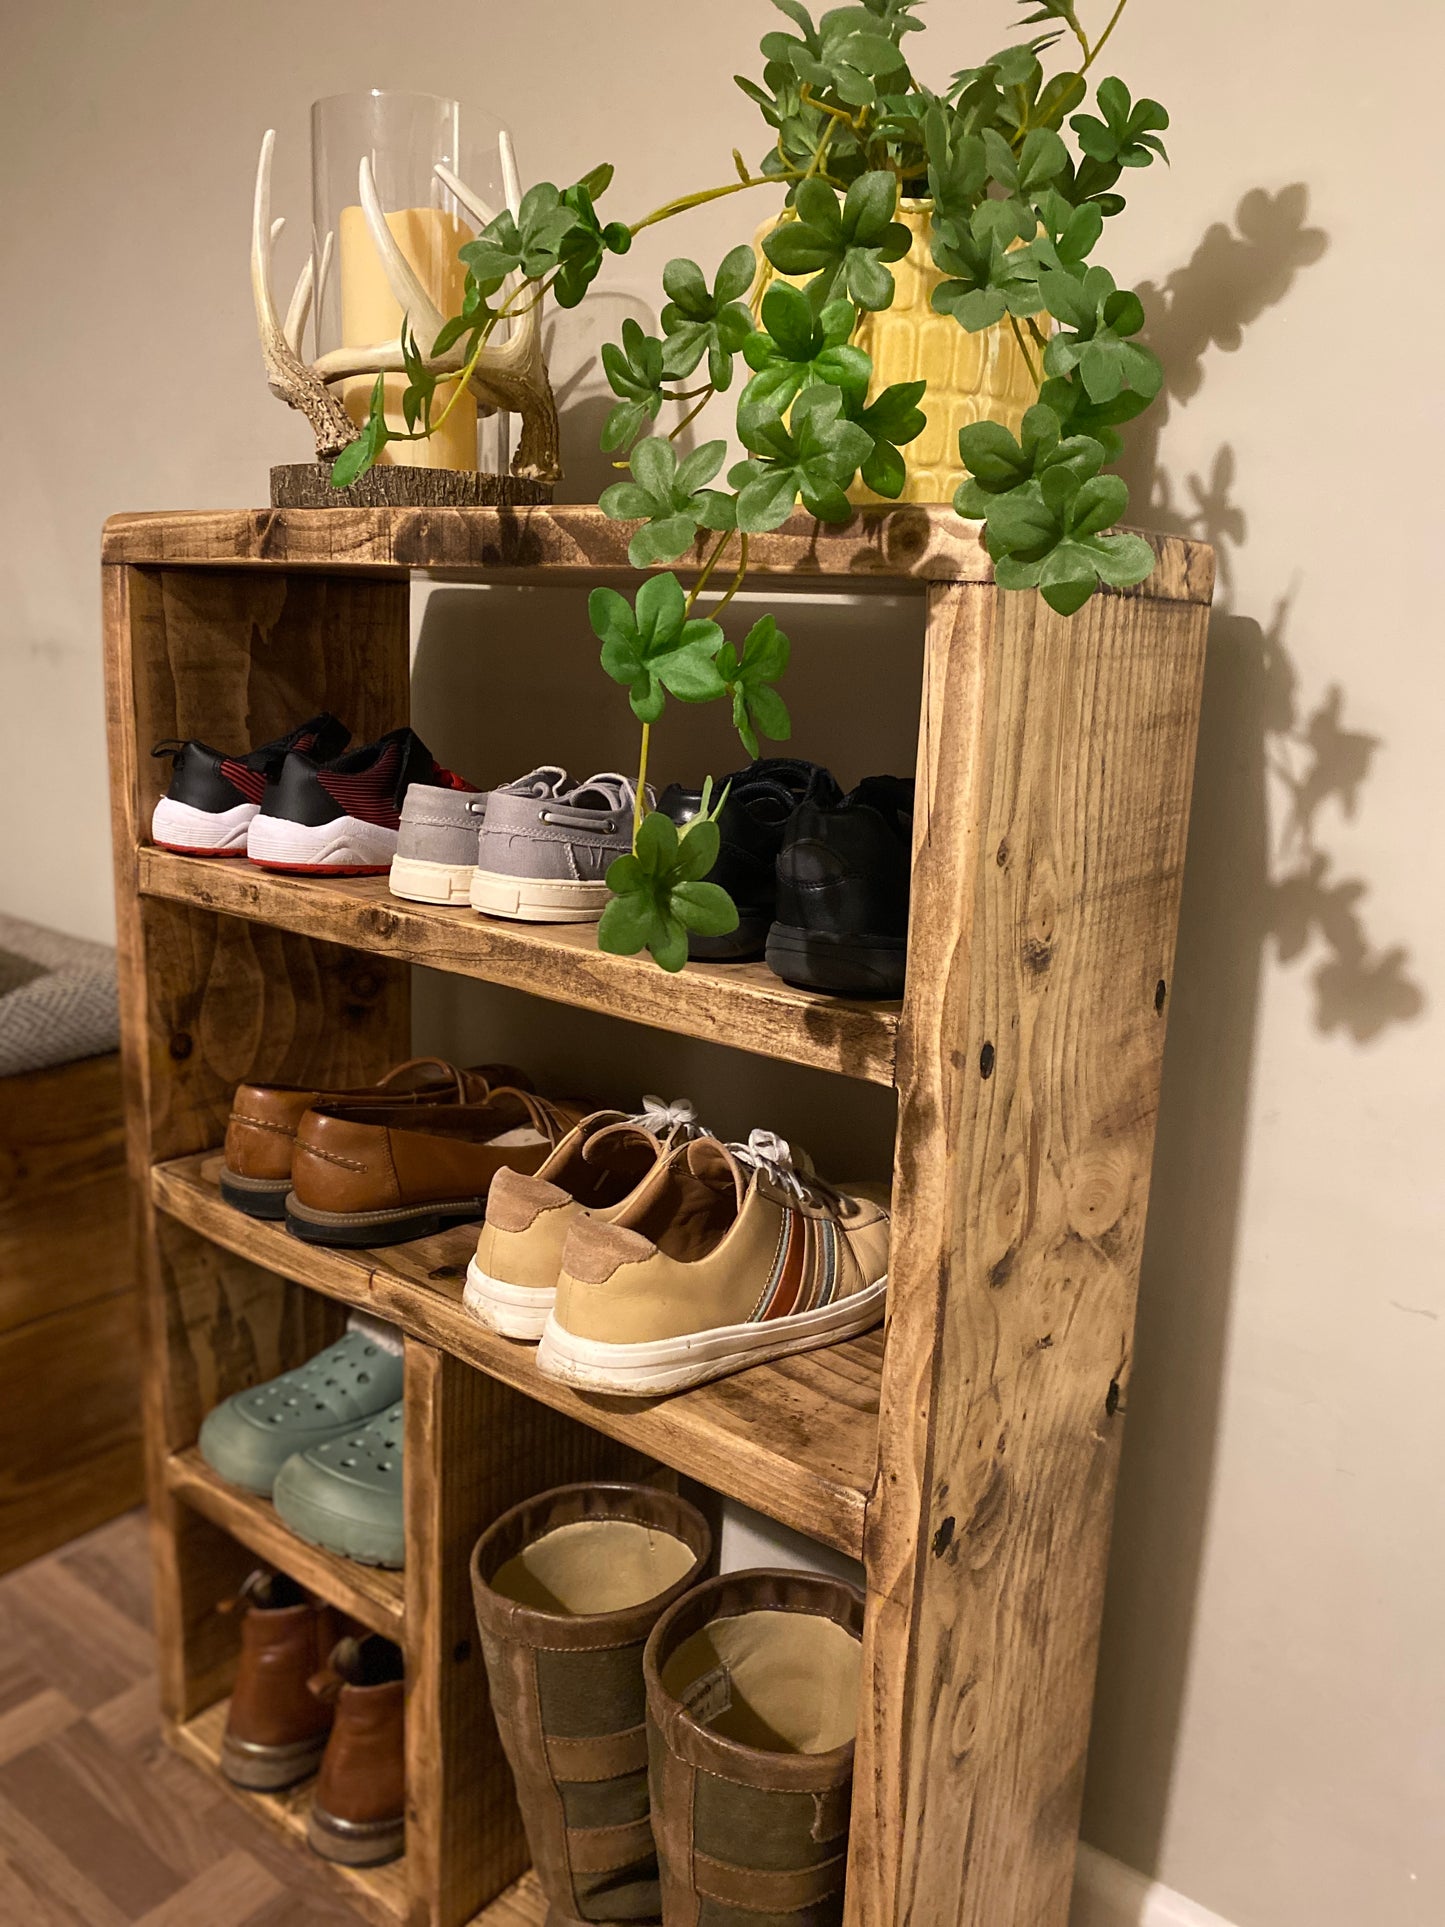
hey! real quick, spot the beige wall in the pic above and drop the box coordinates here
[3,3,1442,1923]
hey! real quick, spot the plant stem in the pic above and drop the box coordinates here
[633,721,650,846]
[669,388,716,443]
[1008,313,1041,386]
[1083,0,1130,72]
[708,535,750,622]
[629,174,776,239]
[684,531,734,615]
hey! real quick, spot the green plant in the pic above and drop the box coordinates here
[335,0,1168,967]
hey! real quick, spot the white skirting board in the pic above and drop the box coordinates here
[1072,1844,1239,1927]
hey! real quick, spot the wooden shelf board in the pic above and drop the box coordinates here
[100,501,1215,606]
[136,850,900,1087]
[154,1152,879,1561]
[164,1447,405,1640]
[170,1697,409,1924]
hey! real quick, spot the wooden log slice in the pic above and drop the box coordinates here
[271,464,555,510]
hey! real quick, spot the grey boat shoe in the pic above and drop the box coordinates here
[389,781,488,905]
[471,769,644,924]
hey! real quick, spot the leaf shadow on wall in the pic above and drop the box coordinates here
[1078,184,1421,1897]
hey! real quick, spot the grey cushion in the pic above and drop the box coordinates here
[0,915,119,1076]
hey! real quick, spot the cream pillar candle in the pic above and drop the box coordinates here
[337,203,478,469]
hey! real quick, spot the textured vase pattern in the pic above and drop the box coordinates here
[849,202,1044,506]
[754,203,1045,509]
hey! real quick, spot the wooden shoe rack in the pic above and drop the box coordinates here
[102,503,1213,1926]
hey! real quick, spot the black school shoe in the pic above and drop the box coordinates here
[659,760,838,961]
[247,727,477,877]
[766,775,914,998]
[150,714,351,856]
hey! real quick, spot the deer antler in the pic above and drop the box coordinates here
[251,131,356,459]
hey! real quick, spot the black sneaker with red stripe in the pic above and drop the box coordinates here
[151,714,351,856]
[246,727,477,876]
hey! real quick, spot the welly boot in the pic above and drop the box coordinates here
[644,1570,865,1927]
[471,1483,713,1926]
[221,1570,338,1790]
[307,1635,406,1867]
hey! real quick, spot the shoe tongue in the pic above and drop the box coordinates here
[582,1119,660,1165]
[683,1136,745,1210]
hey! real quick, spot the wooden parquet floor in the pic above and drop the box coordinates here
[0,1510,375,1924]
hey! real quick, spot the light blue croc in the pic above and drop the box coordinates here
[273,1399,405,1569]
[198,1330,404,1496]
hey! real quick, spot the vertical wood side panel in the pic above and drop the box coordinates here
[852,581,1210,1925]
[105,562,412,1721]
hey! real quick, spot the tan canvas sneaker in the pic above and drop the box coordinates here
[463,1099,708,1340]
[536,1132,889,1394]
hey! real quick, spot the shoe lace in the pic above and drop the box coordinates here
[631,1095,708,1144]
[726,1129,843,1212]
[505,765,571,798]
[564,771,654,814]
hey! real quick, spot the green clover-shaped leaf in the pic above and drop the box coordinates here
[599,436,736,566]
[553,178,633,310]
[1071,78,1169,172]
[588,572,726,722]
[459,183,579,288]
[660,246,757,390]
[716,614,793,756]
[842,378,926,498]
[737,284,870,444]
[330,375,388,489]
[600,320,667,453]
[728,385,873,530]
[979,465,1155,615]
[1040,264,1162,406]
[929,197,1042,329]
[599,808,739,972]
[761,172,911,312]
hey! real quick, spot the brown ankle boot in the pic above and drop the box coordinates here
[644,1570,864,1927]
[307,1635,406,1867]
[221,1570,338,1790]
[470,1483,713,1927]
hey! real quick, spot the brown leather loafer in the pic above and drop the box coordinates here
[285,1086,585,1247]
[220,1569,339,1790]
[220,1057,527,1219]
[307,1634,406,1867]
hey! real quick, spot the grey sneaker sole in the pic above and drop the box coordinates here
[388,853,476,904]
[469,870,611,923]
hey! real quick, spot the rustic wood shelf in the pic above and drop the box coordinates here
[164,1446,406,1639]
[106,501,1214,1925]
[154,1152,880,1559]
[136,851,900,1086]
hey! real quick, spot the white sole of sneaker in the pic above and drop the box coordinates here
[151,795,257,855]
[388,853,476,904]
[534,1277,888,1394]
[469,871,611,923]
[247,812,398,876]
[462,1258,555,1341]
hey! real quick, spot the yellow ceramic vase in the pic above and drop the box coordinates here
[754,200,1046,507]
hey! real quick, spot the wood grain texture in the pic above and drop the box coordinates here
[0,1052,130,1333]
[849,578,1210,1925]
[152,1153,880,1561]
[164,1449,405,1640]
[104,562,411,1731]
[271,464,553,511]
[136,854,900,1088]
[100,505,1215,606]
[403,1346,650,1927]
[0,1050,142,1573]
